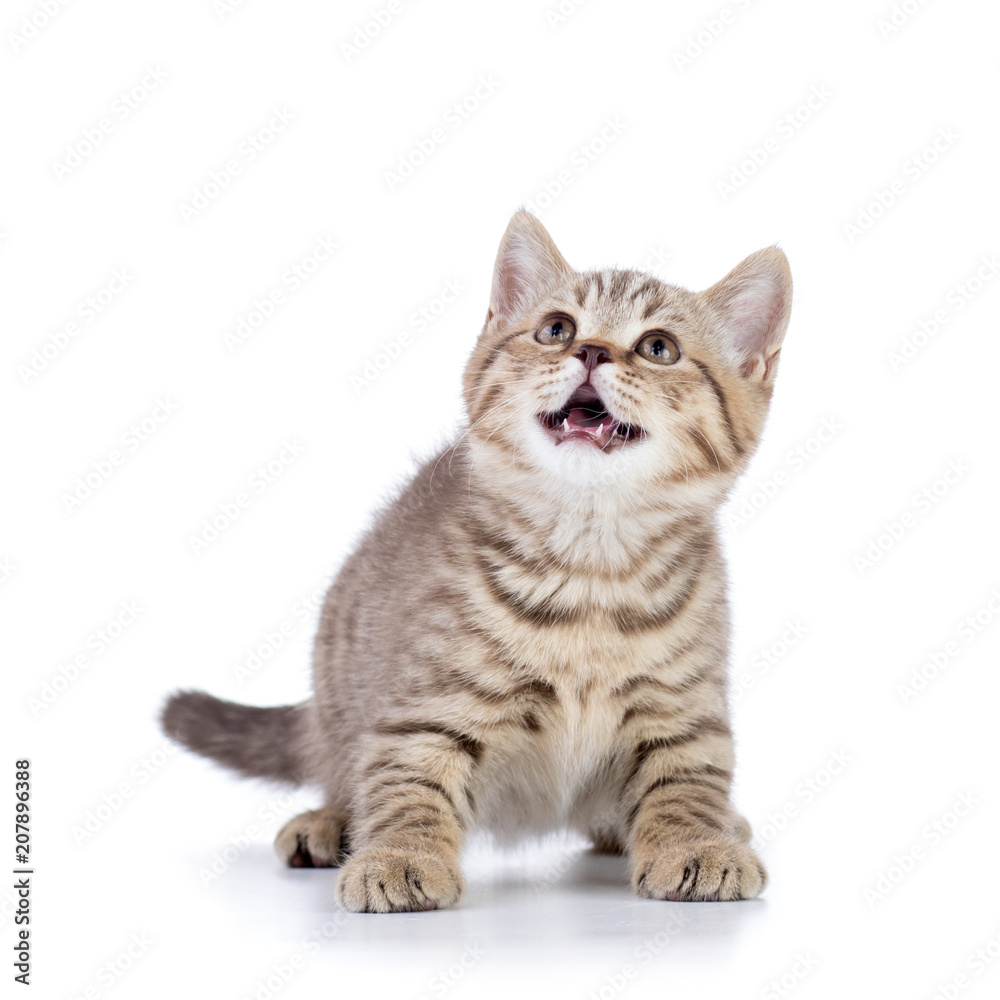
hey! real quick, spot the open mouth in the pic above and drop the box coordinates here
[537,383,642,450]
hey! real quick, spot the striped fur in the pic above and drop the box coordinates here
[162,212,792,911]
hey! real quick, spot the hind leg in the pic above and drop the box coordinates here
[275,807,350,868]
[589,828,625,855]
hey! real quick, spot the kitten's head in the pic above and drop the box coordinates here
[462,211,792,508]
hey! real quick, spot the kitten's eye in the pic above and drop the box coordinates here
[534,315,576,346]
[635,331,680,365]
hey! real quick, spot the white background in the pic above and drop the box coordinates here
[4,0,1000,997]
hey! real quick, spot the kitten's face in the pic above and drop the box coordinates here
[463,214,792,504]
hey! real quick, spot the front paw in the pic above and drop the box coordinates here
[336,848,464,913]
[632,841,766,901]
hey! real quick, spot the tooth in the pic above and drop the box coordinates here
[596,422,605,436]
[562,418,569,432]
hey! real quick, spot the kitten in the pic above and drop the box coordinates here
[162,211,792,912]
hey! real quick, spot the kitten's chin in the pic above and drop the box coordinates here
[521,416,653,492]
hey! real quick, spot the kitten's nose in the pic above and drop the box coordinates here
[574,343,613,370]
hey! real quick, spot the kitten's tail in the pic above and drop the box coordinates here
[160,690,309,784]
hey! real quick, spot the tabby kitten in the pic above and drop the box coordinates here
[163,211,792,912]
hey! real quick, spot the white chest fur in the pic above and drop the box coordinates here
[474,685,621,842]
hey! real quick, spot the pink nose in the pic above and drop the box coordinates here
[574,343,612,370]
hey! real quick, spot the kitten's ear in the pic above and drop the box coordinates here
[701,247,792,380]
[489,211,572,323]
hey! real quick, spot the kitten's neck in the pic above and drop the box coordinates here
[460,440,715,575]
